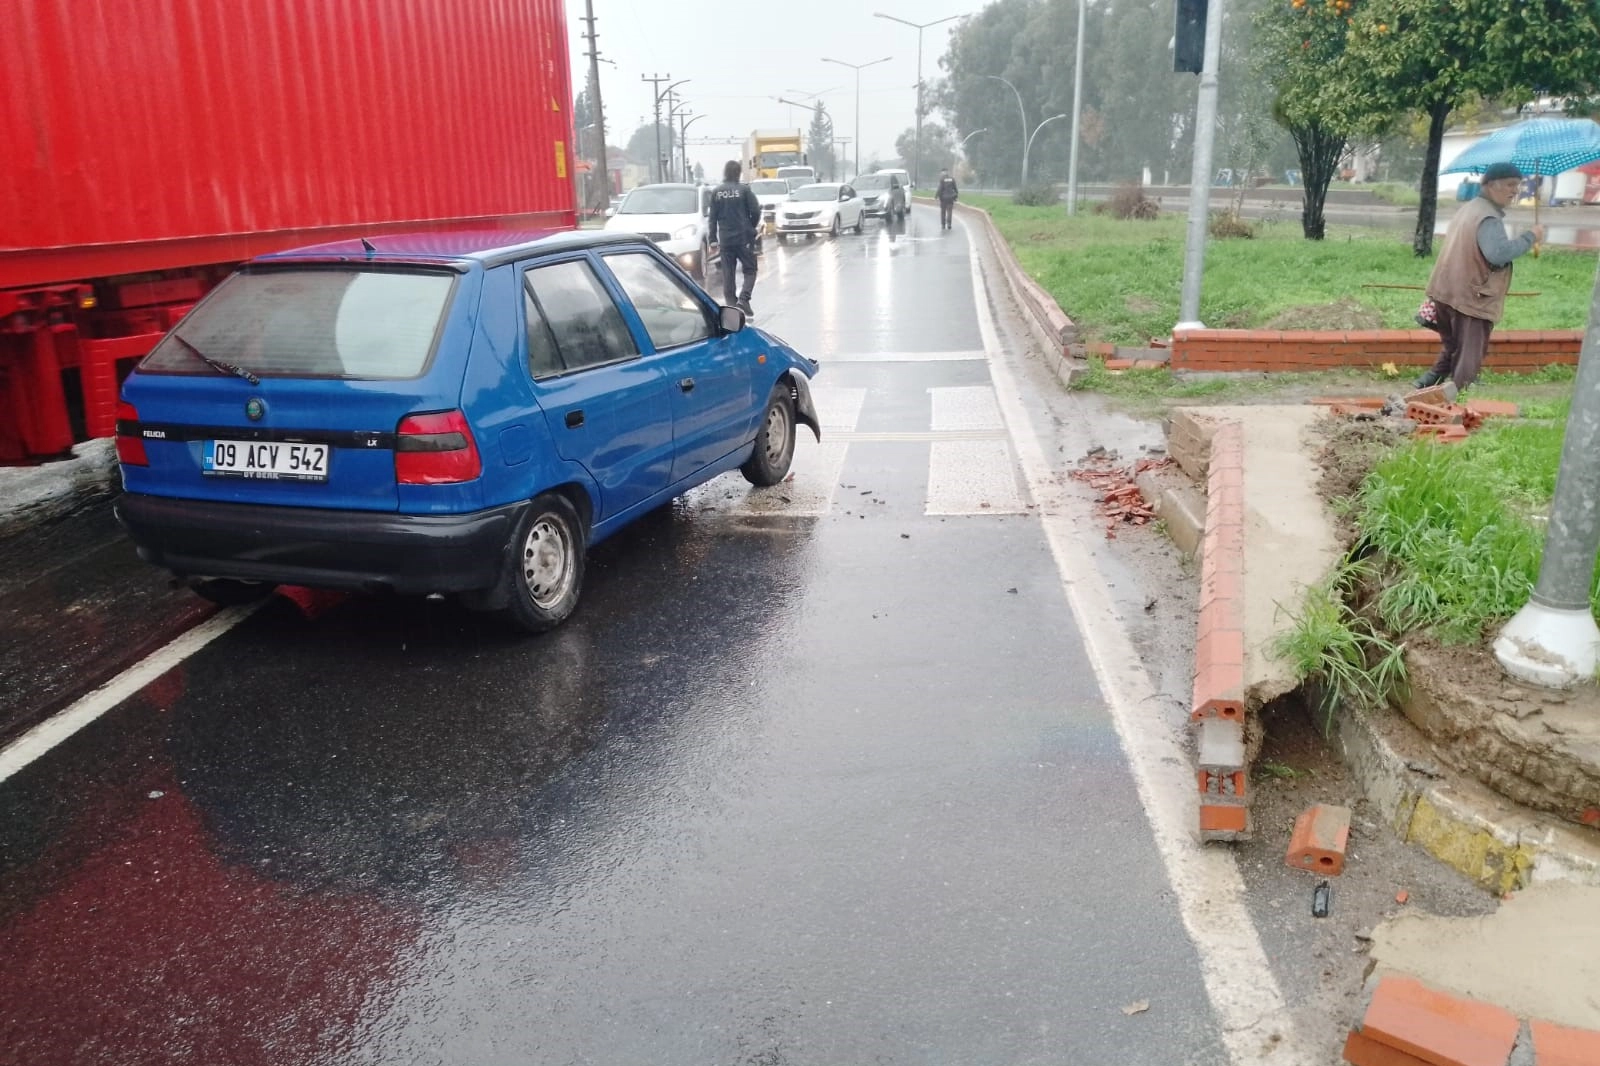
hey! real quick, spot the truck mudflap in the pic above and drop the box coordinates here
[786,370,821,442]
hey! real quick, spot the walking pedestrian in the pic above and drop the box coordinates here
[707,160,762,318]
[1414,161,1545,393]
[936,169,959,230]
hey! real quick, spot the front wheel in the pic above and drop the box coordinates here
[498,492,586,633]
[829,214,841,238]
[742,384,797,487]
[852,213,864,234]
[691,244,708,281]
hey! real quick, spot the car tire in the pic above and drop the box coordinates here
[853,213,864,234]
[189,578,275,607]
[829,215,841,238]
[691,243,708,281]
[741,383,797,487]
[499,492,586,633]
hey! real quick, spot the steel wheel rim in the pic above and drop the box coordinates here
[521,515,574,610]
[763,402,791,465]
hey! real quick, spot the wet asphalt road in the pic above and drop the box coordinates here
[0,207,1227,1065]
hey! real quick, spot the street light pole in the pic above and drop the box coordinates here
[642,76,689,183]
[1066,0,1086,215]
[982,74,1027,189]
[776,96,836,180]
[1494,267,1600,687]
[679,114,705,181]
[1024,114,1068,190]
[823,55,892,180]
[1176,0,1224,328]
[874,13,961,189]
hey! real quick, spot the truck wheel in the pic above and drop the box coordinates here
[499,493,586,633]
[741,384,796,487]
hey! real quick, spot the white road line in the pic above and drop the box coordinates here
[836,429,1006,442]
[729,441,851,518]
[808,385,868,435]
[964,223,1311,1066]
[0,604,261,785]
[925,439,1026,515]
[929,385,1005,432]
[821,350,987,363]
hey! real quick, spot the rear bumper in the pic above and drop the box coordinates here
[116,493,522,595]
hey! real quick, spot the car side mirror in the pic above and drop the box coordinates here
[839,192,849,202]
[604,208,616,217]
[718,305,746,334]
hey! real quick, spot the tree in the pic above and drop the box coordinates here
[895,122,958,180]
[1342,0,1600,255]
[807,103,837,181]
[624,123,676,177]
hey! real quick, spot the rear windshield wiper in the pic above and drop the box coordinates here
[168,333,261,386]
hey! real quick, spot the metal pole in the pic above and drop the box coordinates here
[1494,262,1600,687]
[1175,0,1224,329]
[875,15,959,187]
[641,74,670,183]
[823,57,891,181]
[1024,114,1068,192]
[1066,0,1085,216]
[581,0,610,213]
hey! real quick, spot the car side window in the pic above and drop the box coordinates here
[523,283,564,379]
[522,259,639,375]
[604,252,715,351]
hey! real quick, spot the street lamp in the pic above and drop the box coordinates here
[1023,113,1068,190]
[958,127,987,151]
[644,76,690,182]
[982,74,1028,189]
[777,96,837,179]
[822,55,892,180]
[784,86,840,129]
[874,12,961,189]
[678,114,705,181]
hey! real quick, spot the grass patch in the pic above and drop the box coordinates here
[1357,418,1587,643]
[962,194,1594,345]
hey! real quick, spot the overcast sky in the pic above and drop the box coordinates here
[567,2,973,177]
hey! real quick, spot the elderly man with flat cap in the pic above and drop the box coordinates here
[1414,161,1545,393]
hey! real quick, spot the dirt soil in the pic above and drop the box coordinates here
[1265,297,1385,333]
[1309,416,1410,534]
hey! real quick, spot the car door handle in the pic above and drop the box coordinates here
[678,378,696,393]
[565,410,585,428]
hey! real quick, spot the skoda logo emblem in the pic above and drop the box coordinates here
[245,397,266,422]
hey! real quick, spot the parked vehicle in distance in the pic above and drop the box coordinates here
[114,230,821,633]
[602,184,714,280]
[775,165,817,188]
[775,184,865,239]
[855,171,910,220]
[749,179,794,240]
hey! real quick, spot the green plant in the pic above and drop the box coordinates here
[1273,557,1408,735]
[1257,761,1310,781]
[1012,184,1059,207]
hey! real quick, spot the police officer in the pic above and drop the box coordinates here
[936,169,959,230]
[707,160,762,317]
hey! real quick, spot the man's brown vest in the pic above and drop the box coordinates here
[1425,196,1514,323]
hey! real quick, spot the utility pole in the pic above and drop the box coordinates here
[1175,0,1225,330]
[580,0,609,212]
[874,13,961,189]
[641,73,672,183]
[1494,268,1600,687]
[1066,0,1086,215]
[777,96,835,180]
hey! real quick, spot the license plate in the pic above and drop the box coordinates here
[203,439,329,481]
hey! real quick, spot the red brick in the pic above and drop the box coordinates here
[1465,400,1519,419]
[1088,341,1116,356]
[1416,425,1470,444]
[1530,1019,1600,1066]
[1198,803,1249,834]
[1133,359,1166,369]
[1286,803,1351,876]
[1360,976,1520,1066]
[1198,767,1248,802]
[1344,1031,1434,1066]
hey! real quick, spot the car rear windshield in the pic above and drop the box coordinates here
[855,175,895,190]
[140,268,453,380]
[750,180,790,196]
[620,187,699,215]
[792,186,840,201]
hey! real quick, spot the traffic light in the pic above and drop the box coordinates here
[1175,0,1207,74]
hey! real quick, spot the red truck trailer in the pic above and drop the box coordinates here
[1,0,576,462]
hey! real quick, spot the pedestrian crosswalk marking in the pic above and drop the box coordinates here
[730,441,850,517]
[808,386,867,434]
[925,439,1027,515]
[929,386,1005,432]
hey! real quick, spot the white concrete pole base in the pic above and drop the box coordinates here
[1174,320,1206,333]
[1493,602,1600,688]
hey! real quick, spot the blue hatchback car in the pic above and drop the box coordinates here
[115,230,820,631]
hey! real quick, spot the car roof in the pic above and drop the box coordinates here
[252,229,655,271]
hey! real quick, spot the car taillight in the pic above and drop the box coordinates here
[395,409,481,484]
[115,401,148,466]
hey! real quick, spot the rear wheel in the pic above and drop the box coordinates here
[499,492,586,633]
[741,384,797,487]
[189,578,275,607]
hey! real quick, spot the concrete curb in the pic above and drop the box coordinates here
[942,200,1087,392]
[1337,701,1600,893]
[0,439,119,538]
[1134,467,1205,557]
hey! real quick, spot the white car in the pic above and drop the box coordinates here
[775,183,865,239]
[749,178,794,241]
[602,183,713,279]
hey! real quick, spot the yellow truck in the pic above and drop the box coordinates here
[743,129,806,180]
